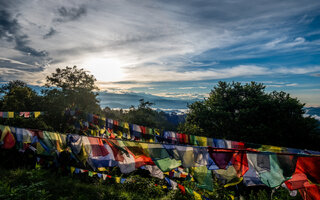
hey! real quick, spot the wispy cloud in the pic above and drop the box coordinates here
[311,73,320,77]
[43,27,57,39]
[121,65,320,83]
[0,8,48,57]
[152,92,206,100]
[54,5,87,22]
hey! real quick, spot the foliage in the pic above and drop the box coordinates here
[45,66,98,91]
[0,81,50,130]
[0,74,314,199]
[0,80,43,111]
[179,81,320,150]
[0,163,192,200]
[41,66,101,131]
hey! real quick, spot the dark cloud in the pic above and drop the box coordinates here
[311,73,320,77]
[15,36,48,57]
[0,8,48,57]
[43,27,57,39]
[0,58,42,72]
[55,5,87,22]
[0,10,19,42]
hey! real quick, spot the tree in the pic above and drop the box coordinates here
[0,80,43,111]
[45,66,98,91]
[44,66,100,112]
[42,66,101,132]
[179,81,320,150]
[0,80,49,130]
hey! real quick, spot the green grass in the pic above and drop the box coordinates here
[0,166,192,200]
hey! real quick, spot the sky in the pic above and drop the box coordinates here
[1,0,320,107]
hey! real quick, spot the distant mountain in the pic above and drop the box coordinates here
[304,107,320,121]
[14,84,198,112]
[98,91,197,111]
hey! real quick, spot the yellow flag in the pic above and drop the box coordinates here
[0,126,10,141]
[154,129,160,135]
[115,177,121,183]
[193,191,202,200]
[34,112,41,118]
[35,163,41,169]
[8,112,14,118]
[97,167,107,171]
[224,177,243,187]
[70,166,75,174]
[197,136,207,146]
[259,145,282,153]
[124,122,129,129]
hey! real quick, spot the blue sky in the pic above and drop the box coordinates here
[1,0,320,107]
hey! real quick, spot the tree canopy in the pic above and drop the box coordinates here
[45,66,98,91]
[179,81,320,150]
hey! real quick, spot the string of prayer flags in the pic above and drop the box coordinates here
[70,166,127,184]
[65,110,320,159]
[0,111,44,118]
[2,124,320,200]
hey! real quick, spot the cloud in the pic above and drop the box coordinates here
[152,92,206,100]
[43,27,57,39]
[311,114,320,121]
[122,65,320,83]
[0,57,41,70]
[298,14,314,24]
[0,9,48,57]
[274,66,320,74]
[265,82,299,88]
[55,5,87,22]
[178,86,207,90]
[285,83,298,87]
[0,0,320,97]
[0,1,51,84]
[0,67,47,84]
[311,73,320,77]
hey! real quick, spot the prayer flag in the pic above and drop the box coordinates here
[8,112,14,118]
[34,112,41,118]
[70,166,75,174]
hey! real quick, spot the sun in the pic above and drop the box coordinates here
[82,57,126,82]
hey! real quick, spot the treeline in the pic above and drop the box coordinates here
[178,81,320,150]
[1,66,319,150]
[0,66,182,133]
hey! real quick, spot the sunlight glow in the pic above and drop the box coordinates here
[83,57,126,82]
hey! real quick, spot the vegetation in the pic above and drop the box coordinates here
[0,166,190,200]
[0,66,316,199]
[0,151,300,200]
[179,81,320,150]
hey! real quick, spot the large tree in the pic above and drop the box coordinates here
[44,66,100,112]
[179,81,320,150]
[0,80,49,129]
[0,80,43,111]
[42,66,101,131]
